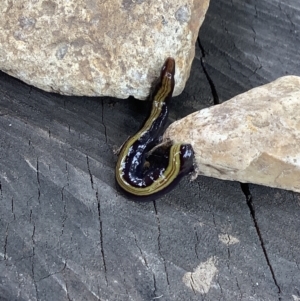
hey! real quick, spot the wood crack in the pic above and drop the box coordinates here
[31,223,39,300]
[153,201,170,287]
[240,183,282,300]
[87,156,108,285]
[96,190,108,286]
[197,37,220,105]
[60,186,67,237]
[101,99,108,144]
[86,155,94,190]
[4,223,9,261]
[36,157,41,203]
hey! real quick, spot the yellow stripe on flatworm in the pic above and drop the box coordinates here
[116,144,182,196]
[142,73,173,133]
[153,73,172,102]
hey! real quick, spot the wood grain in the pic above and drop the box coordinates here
[0,0,299,300]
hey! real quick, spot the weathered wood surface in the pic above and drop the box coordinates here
[0,0,300,300]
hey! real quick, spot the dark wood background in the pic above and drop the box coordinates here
[1,0,300,300]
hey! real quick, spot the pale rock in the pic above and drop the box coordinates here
[164,76,300,193]
[0,0,209,99]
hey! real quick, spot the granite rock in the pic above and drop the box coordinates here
[164,76,300,193]
[0,0,209,98]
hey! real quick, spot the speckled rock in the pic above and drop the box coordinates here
[0,0,210,99]
[164,76,300,193]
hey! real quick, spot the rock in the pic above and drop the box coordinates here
[164,76,300,193]
[0,0,209,99]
